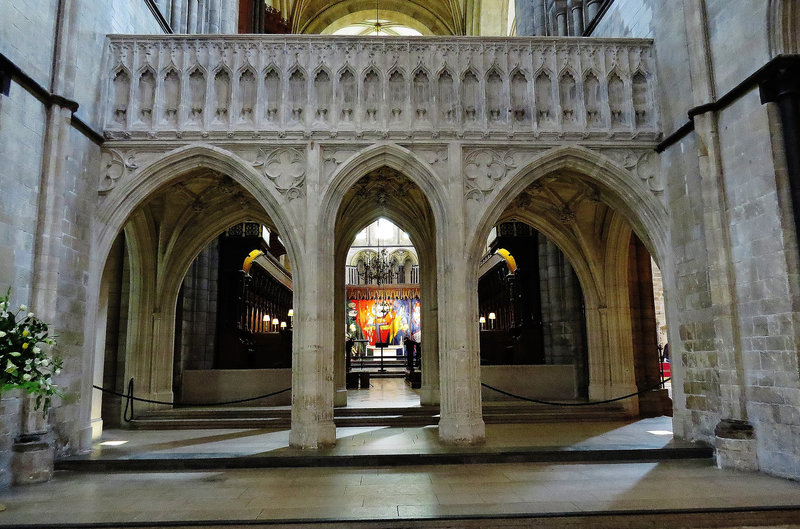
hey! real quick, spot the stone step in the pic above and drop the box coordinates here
[128,403,630,429]
[49,508,800,529]
[56,443,714,472]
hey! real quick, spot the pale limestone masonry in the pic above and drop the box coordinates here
[91,35,663,448]
[592,0,800,478]
[100,36,659,141]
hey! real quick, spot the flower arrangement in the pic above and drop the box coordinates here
[0,289,62,414]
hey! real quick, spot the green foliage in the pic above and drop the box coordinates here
[0,288,63,414]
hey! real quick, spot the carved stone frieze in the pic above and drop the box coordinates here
[103,36,660,143]
[253,147,306,200]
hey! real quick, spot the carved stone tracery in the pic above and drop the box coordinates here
[464,149,517,201]
[104,36,659,140]
[253,147,307,200]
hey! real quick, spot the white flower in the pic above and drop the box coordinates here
[0,331,5,338]
[25,358,32,364]
[22,373,32,381]
[19,304,27,311]
[54,368,61,375]
[27,312,34,318]
[41,359,49,367]
[33,347,40,354]
[0,301,6,310]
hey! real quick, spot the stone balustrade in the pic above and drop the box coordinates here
[102,35,659,141]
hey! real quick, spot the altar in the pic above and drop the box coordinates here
[366,344,405,357]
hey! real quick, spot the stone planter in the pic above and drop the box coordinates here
[12,394,54,485]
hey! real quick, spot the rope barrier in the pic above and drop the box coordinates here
[481,377,671,406]
[93,379,292,422]
[97,376,670,422]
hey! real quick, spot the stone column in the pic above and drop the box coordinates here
[438,143,484,444]
[289,142,335,448]
[759,57,800,252]
[555,0,568,36]
[207,0,221,33]
[586,0,602,21]
[683,0,756,471]
[220,0,238,34]
[602,229,638,415]
[568,0,584,35]
[172,0,188,33]
[188,0,198,33]
[533,0,547,36]
[419,244,440,405]
[333,253,347,408]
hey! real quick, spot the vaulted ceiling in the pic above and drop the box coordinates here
[268,0,514,36]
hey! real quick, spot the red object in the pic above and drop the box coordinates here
[661,362,671,378]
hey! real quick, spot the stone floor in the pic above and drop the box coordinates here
[345,377,421,408]
[0,380,798,526]
[72,418,685,461]
[1,457,799,526]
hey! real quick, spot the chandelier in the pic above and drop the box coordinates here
[358,248,395,286]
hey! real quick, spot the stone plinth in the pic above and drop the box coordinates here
[638,388,672,417]
[12,435,54,485]
[714,419,759,473]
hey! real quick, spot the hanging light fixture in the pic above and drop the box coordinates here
[357,221,395,288]
[348,0,406,36]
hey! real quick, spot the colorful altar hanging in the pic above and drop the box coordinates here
[347,298,421,346]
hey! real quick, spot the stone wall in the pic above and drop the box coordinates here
[719,89,800,479]
[0,0,172,489]
[74,0,166,129]
[590,0,800,478]
[0,86,46,306]
[0,0,57,88]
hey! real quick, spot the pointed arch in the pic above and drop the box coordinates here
[468,145,668,275]
[320,143,447,231]
[95,143,301,277]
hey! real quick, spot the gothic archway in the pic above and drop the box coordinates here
[84,144,300,437]
[468,147,672,417]
[319,143,447,414]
